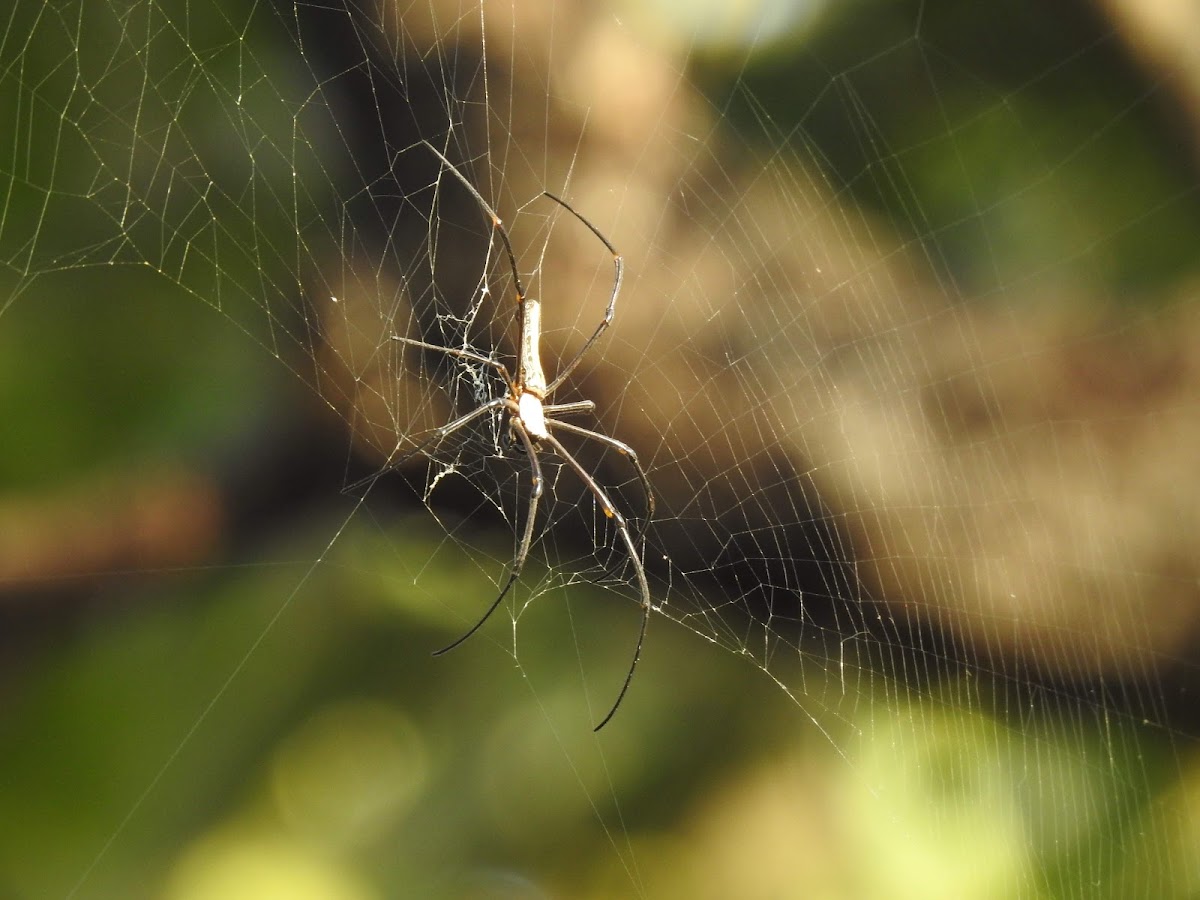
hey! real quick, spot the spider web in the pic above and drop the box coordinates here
[2,0,1199,897]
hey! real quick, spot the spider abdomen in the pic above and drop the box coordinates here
[518,391,550,440]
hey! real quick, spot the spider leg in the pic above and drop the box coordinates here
[347,334,511,495]
[343,396,510,495]
[391,335,513,388]
[421,140,531,349]
[545,418,654,541]
[543,434,650,731]
[542,400,595,416]
[432,409,544,657]
[540,191,623,395]
[595,525,650,732]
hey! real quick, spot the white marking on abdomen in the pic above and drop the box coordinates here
[519,391,549,440]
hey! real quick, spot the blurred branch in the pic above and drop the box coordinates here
[0,401,363,633]
[0,470,222,595]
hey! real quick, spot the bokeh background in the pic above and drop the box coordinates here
[2,0,1199,897]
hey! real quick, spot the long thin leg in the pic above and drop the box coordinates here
[344,396,510,495]
[432,412,544,657]
[421,140,531,352]
[546,418,655,538]
[542,400,595,416]
[594,521,650,732]
[391,335,514,389]
[540,191,624,395]
[544,434,651,731]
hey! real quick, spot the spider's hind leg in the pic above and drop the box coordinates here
[542,433,651,731]
[432,416,545,657]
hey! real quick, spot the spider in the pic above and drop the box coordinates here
[397,140,654,731]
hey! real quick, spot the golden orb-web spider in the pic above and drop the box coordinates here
[400,140,654,731]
